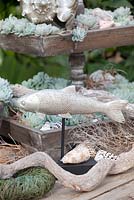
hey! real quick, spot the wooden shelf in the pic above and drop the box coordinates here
[0,25,134,57]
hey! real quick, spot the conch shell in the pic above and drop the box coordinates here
[61,143,96,164]
[18,0,77,24]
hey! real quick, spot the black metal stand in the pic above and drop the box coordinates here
[61,118,65,159]
[58,118,97,175]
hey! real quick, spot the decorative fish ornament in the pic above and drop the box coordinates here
[14,86,128,123]
[61,143,96,164]
[18,0,77,24]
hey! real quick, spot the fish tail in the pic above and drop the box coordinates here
[106,100,128,123]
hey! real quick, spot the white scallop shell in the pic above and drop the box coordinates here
[95,150,118,162]
[61,143,96,164]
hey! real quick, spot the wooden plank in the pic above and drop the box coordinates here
[43,169,134,200]
[75,26,134,53]
[0,33,73,57]
[93,181,134,200]
[0,26,134,57]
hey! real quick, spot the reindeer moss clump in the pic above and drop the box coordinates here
[0,167,55,200]
[0,77,13,103]
[22,72,70,90]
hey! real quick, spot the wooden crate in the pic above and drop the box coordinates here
[0,118,72,160]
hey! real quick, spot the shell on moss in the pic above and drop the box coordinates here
[61,143,96,164]
[18,0,77,24]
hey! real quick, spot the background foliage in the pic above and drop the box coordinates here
[0,0,134,83]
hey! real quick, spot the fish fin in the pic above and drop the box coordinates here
[106,100,128,123]
[58,113,72,119]
[62,85,76,93]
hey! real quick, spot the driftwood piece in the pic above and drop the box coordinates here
[11,84,134,117]
[109,144,134,175]
[0,145,134,192]
[0,151,113,192]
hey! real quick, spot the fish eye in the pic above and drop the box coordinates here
[21,101,25,106]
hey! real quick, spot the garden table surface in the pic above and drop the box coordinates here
[42,169,134,200]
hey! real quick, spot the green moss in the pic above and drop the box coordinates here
[0,167,56,200]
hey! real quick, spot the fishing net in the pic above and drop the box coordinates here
[68,116,134,155]
[0,142,55,200]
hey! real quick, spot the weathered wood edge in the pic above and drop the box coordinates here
[0,118,72,159]
[0,26,134,57]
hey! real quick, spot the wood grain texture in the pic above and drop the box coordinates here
[93,181,134,200]
[0,118,72,160]
[0,26,134,57]
[43,169,134,200]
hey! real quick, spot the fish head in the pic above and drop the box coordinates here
[14,93,40,112]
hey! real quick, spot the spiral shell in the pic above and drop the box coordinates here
[19,0,57,24]
[61,143,96,164]
[19,0,77,24]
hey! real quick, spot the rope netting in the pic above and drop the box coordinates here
[68,116,134,155]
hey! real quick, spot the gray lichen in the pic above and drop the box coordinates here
[21,112,46,129]
[35,24,59,36]
[72,7,134,42]
[22,72,70,90]
[0,77,13,104]
[0,77,13,117]
[76,14,98,29]
[72,27,88,42]
[113,7,134,26]
[0,15,60,37]
[21,111,89,129]
[109,82,134,103]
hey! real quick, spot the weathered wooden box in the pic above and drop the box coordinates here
[0,118,72,160]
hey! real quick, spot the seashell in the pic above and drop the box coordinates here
[57,7,73,22]
[19,0,57,24]
[61,143,96,164]
[56,0,77,22]
[19,0,77,24]
[40,122,51,131]
[95,150,118,162]
[56,0,76,8]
